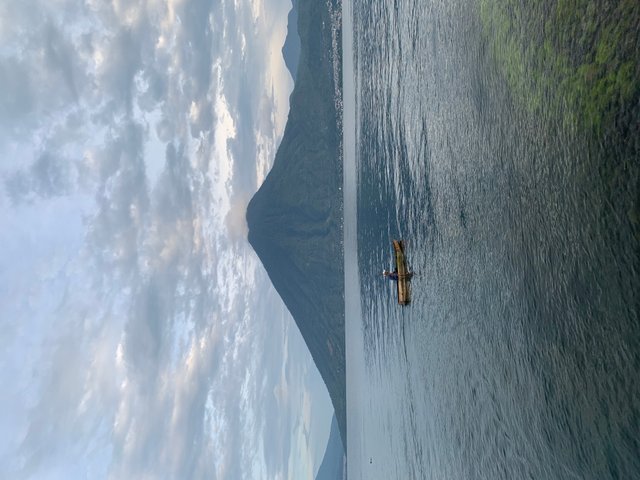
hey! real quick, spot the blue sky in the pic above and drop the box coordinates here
[0,0,333,478]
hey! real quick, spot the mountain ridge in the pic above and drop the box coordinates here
[281,0,300,81]
[315,415,345,480]
[246,0,346,444]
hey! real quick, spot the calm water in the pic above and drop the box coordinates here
[343,1,639,479]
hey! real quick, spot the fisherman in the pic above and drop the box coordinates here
[382,269,413,281]
[382,269,399,281]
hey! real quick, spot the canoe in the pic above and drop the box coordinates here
[392,240,411,305]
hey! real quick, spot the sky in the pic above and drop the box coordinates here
[0,0,333,478]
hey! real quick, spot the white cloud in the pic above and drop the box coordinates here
[225,192,250,240]
[0,0,333,478]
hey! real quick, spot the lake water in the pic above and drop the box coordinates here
[343,1,640,479]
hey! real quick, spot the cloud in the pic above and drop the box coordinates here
[0,0,328,478]
[225,192,250,240]
[109,319,224,480]
[96,28,144,112]
[0,57,34,126]
[5,153,73,205]
[0,14,87,138]
[86,121,149,280]
[41,20,82,103]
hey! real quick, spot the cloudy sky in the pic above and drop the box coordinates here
[0,0,333,478]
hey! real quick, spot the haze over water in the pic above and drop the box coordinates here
[343,1,639,479]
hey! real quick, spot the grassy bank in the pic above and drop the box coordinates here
[479,0,639,137]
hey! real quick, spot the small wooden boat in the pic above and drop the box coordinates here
[392,240,411,305]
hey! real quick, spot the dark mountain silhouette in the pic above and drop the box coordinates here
[282,0,300,81]
[315,415,345,480]
[246,0,345,444]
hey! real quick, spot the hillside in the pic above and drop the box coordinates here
[246,0,345,444]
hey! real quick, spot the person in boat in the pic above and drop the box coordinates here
[382,269,413,281]
[382,269,399,281]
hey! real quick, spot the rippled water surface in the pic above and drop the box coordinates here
[343,1,639,479]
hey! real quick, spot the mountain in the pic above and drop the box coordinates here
[315,415,346,480]
[281,0,300,81]
[246,0,346,444]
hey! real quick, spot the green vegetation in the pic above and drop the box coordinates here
[479,0,639,136]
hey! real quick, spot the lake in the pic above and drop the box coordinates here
[343,0,640,479]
